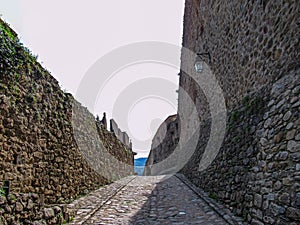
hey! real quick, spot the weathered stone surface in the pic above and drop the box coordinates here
[291,153,300,162]
[14,202,23,212]
[0,196,6,205]
[68,175,241,225]
[0,18,134,224]
[147,70,300,225]
[273,181,282,191]
[275,151,288,161]
[0,0,299,224]
[286,207,300,220]
[278,193,290,205]
[286,122,294,130]
[283,111,292,122]
[43,208,54,219]
[270,203,285,215]
[26,199,34,210]
[286,130,296,140]
[254,194,262,208]
[260,138,268,147]
[274,132,284,143]
[251,219,264,225]
[264,118,272,129]
[287,140,300,152]
[0,192,67,224]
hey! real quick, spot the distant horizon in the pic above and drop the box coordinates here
[134,157,148,160]
[134,157,148,175]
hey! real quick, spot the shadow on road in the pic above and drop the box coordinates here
[127,175,229,225]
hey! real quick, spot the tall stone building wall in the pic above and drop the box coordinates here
[0,17,134,211]
[180,0,299,112]
[146,0,300,224]
[180,73,300,224]
[144,115,179,175]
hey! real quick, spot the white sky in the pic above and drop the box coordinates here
[0,0,185,158]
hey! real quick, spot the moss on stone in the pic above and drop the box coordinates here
[0,19,18,41]
[209,192,219,200]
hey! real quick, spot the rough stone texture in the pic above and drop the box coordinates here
[144,115,179,175]
[146,0,299,224]
[110,119,132,149]
[180,0,299,112]
[0,18,134,224]
[68,175,245,225]
[146,0,300,223]
[147,72,300,224]
[0,192,71,225]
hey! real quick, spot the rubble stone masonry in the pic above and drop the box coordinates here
[0,18,134,224]
[146,0,300,224]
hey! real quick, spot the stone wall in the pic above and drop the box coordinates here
[110,119,132,149]
[146,70,300,224]
[144,115,179,175]
[146,0,300,224]
[181,72,300,224]
[0,192,74,225]
[97,121,134,171]
[0,18,134,224]
[178,1,300,223]
[122,132,130,147]
[180,0,299,112]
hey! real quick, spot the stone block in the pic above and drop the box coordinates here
[254,194,262,208]
[286,207,300,220]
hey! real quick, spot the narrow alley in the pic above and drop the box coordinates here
[67,175,245,225]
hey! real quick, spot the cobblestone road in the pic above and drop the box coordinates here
[67,175,245,225]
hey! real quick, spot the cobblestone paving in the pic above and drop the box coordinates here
[67,175,246,225]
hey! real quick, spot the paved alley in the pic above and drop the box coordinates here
[67,175,245,225]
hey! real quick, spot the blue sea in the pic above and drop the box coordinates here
[134,158,148,176]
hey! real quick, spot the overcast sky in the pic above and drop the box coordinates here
[1,0,185,158]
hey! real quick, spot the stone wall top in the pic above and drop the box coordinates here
[110,119,132,149]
